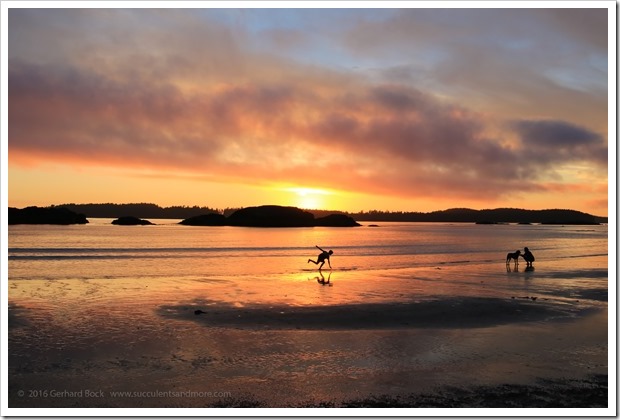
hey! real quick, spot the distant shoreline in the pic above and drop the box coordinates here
[17,203,608,225]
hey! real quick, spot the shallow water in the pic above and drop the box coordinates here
[8,221,608,311]
[8,220,607,289]
[7,221,609,408]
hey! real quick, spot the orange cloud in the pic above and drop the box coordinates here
[7,8,609,213]
[8,58,608,205]
[539,182,608,194]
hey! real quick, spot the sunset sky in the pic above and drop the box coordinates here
[5,3,612,215]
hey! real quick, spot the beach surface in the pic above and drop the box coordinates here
[7,259,609,410]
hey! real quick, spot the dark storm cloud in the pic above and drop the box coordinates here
[512,119,608,165]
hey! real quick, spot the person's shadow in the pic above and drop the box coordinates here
[314,271,332,286]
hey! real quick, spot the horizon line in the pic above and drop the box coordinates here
[13,202,608,218]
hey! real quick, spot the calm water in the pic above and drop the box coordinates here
[8,220,608,307]
[8,219,608,276]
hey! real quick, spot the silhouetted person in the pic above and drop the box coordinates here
[308,245,333,270]
[522,247,535,267]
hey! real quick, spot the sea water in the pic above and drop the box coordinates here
[8,220,608,302]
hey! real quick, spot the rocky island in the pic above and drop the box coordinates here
[180,205,361,227]
[178,213,227,226]
[111,216,154,225]
[8,206,89,225]
[314,213,362,227]
[226,205,315,227]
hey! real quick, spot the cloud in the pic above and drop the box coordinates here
[9,57,607,203]
[513,119,604,148]
[7,8,609,206]
[511,119,608,165]
[339,8,608,131]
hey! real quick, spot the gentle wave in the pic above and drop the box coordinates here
[8,246,310,254]
[8,222,608,283]
[8,251,606,266]
[8,243,525,258]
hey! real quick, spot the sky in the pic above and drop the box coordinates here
[5,3,612,215]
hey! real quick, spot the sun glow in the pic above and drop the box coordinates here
[285,187,332,210]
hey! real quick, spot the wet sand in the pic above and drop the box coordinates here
[7,265,609,411]
[160,295,595,330]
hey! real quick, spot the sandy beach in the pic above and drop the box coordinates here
[7,261,609,410]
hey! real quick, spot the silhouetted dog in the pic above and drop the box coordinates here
[506,250,521,265]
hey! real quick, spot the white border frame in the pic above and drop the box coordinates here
[1,1,616,417]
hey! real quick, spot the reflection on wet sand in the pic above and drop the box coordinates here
[314,271,332,286]
[7,262,608,408]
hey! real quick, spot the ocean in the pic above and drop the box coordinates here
[6,220,609,409]
[8,219,608,301]
[8,219,608,277]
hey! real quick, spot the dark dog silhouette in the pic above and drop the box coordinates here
[506,250,521,265]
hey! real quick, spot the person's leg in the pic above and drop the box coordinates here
[308,259,317,264]
[319,261,325,270]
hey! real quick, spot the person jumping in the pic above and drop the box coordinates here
[308,245,333,270]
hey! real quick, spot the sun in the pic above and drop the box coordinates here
[299,195,319,210]
[286,187,330,210]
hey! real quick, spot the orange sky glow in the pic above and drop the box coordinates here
[5,5,612,216]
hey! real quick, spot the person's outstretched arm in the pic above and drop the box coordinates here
[316,245,325,252]
[328,258,332,269]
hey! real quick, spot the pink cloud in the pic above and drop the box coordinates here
[9,57,608,204]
